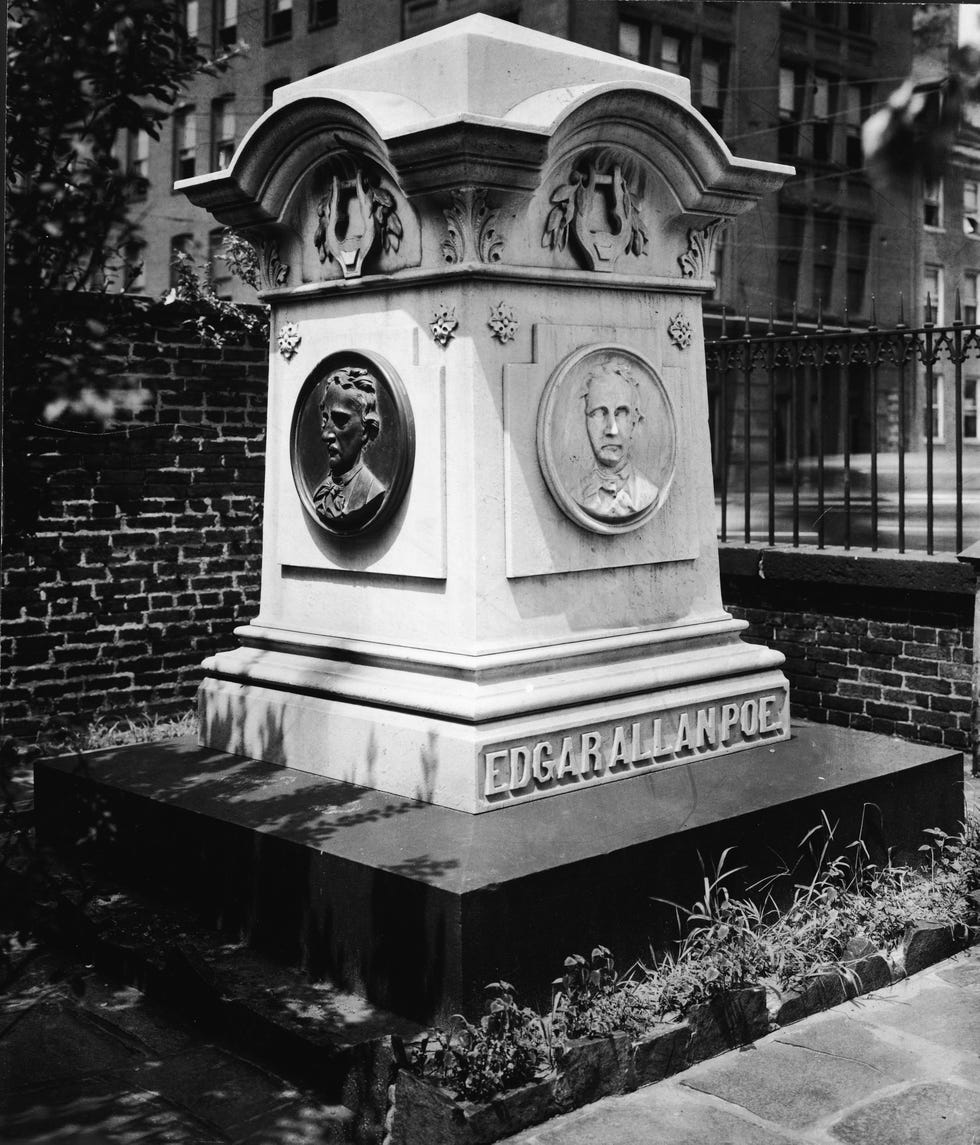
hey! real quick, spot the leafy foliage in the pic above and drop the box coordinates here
[5,0,242,443]
[408,982,550,1103]
[164,245,267,348]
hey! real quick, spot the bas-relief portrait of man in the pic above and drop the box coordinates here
[312,367,387,526]
[577,362,659,522]
[537,346,675,535]
[291,352,415,537]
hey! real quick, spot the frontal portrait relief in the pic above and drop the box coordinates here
[291,351,415,537]
[578,362,658,521]
[537,346,675,535]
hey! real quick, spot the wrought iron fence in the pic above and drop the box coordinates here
[705,300,980,555]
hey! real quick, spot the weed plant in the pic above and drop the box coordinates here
[408,813,980,1103]
[409,982,550,1103]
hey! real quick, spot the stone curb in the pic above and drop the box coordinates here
[386,925,980,1145]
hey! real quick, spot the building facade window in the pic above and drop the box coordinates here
[211,97,235,169]
[310,0,338,28]
[963,272,979,324]
[216,0,237,45]
[179,0,199,37]
[127,129,150,185]
[123,240,146,293]
[174,107,196,181]
[965,377,980,440]
[618,18,645,62]
[267,0,293,40]
[779,66,802,156]
[263,77,290,110]
[924,264,944,323]
[846,219,871,315]
[812,74,835,162]
[925,373,945,442]
[699,43,727,133]
[924,178,943,228]
[812,213,838,310]
[964,180,980,236]
[169,233,196,288]
[209,228,233,298]
[658,30,689,75]
[777,209,805,307]
[847,3,871,33]
[845,83,867,168]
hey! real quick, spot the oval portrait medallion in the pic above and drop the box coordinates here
[290,350,415,536]
[536,344,676,535]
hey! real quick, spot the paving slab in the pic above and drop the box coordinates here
[848,983,980,1055]
[829,1081,980,1145]
[679,1015,925,1129]
[508,1083,799,1145]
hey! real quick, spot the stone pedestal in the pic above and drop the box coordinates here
[34,724,964,1024]
[178,15,794,813]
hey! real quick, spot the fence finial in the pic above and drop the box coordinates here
[743,307,751,338]
[955,286,963,325]
[870,294,878,331]
[791,299,799,334]
[720,305,728,339]
[843,299,850,330]
[816,297,824,331]
[925,292,934,326]
[898,291,906,328]
[767,302,775,336]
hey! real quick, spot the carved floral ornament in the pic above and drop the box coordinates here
[441,188,504,265]
[277,322,302,360]
[313,165,403,279]
[429,304,458,346]
[488,302,519,343]
[543,154,649,272]
[678,219,726,280]
[667,313,694,350]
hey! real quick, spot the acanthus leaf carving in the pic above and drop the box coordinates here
[678,219,726,279]
[261,239,290,289]
[440,189,504,265]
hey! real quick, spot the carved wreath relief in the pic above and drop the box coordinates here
[537,346,676,535]
[313,167,403,279]
[544,155,649,272]
[290,351,415,536]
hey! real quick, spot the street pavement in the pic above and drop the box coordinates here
[504,946,980,1145]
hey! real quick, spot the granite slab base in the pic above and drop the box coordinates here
[33,721,963,1025]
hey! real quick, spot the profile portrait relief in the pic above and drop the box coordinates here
[290,351,415,537]
[313,367,386,526]
[537,345,675,535]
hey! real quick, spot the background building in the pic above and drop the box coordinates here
[131,1,918,322]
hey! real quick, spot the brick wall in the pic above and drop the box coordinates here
[1,295,268,739]
[721,549,974,754]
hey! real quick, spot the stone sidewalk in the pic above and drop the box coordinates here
[504,945,980,1145]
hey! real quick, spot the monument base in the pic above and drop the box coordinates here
[198,620,790,812]
[34,722,963,1025]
